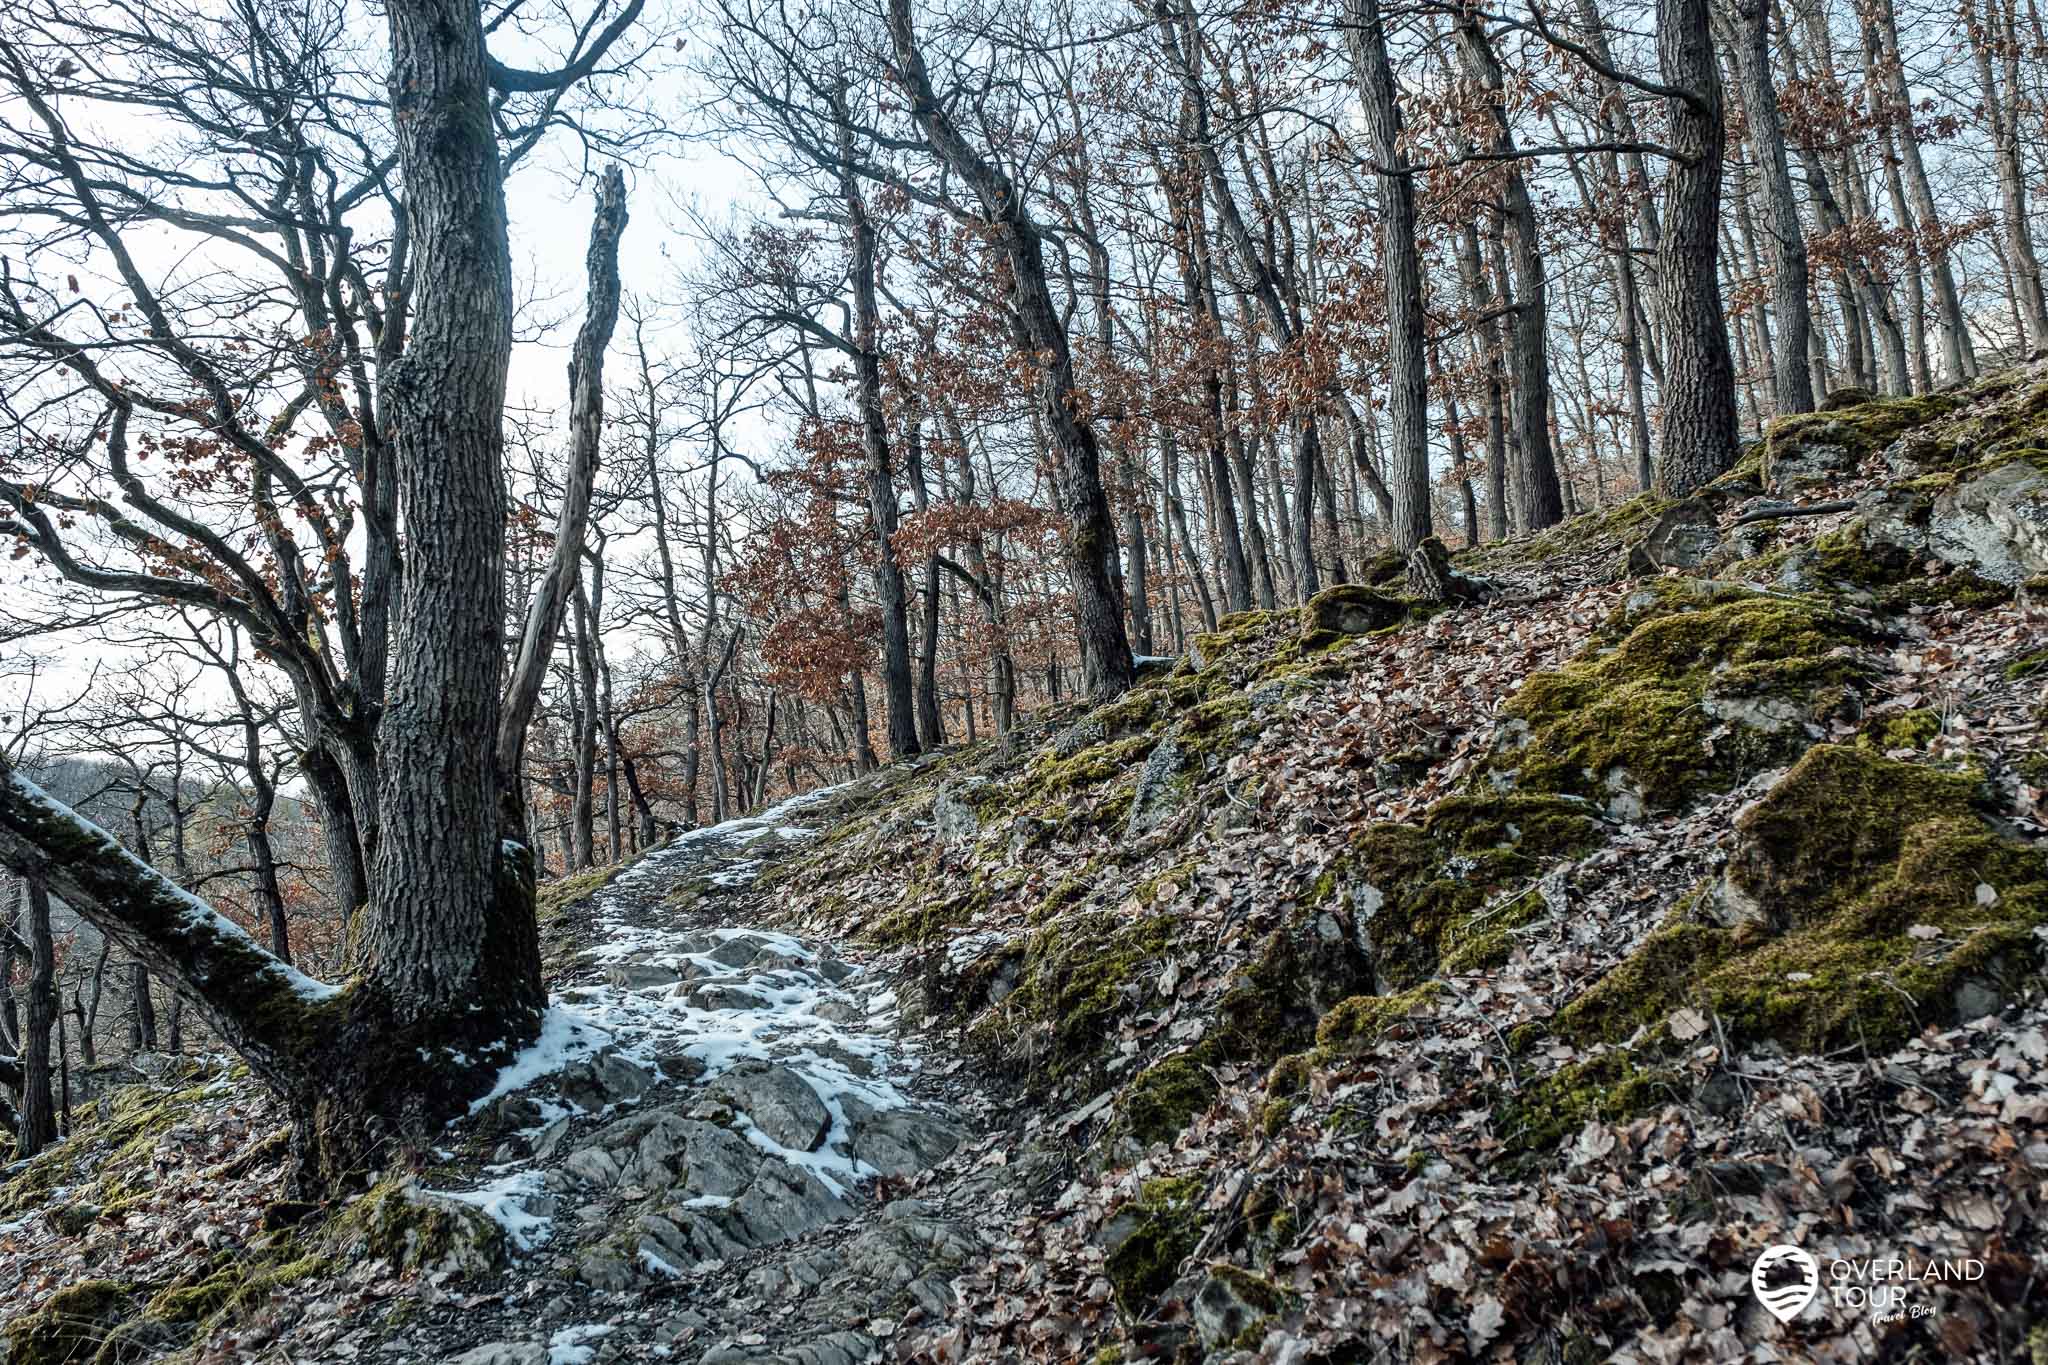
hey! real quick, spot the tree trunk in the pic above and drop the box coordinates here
[833,104,921,760]
[1349,0,1434,551]
[1453,15,1565,530]
[1731,0,1815,414]
[1,0,553,1195]
[1455,225,1512,539]
[130,960,157,1053]
[887,0,1133,698]
[20,875,56,1157]
[1969,0,2048,349]
[498,168,628,833]
[1653,0,1742,495]
[1868,0,1975,379]
[901,415,945,750]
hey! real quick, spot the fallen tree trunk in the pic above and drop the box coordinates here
[0,758,540,1190]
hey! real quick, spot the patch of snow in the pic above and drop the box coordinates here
[547,1324,615,1365]
[466,1004,615,1116]
[437,1168,553,1253]
[638,1247,684,1279]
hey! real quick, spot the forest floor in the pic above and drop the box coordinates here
[5,367,2048,1364]
[2,785,1041,1365]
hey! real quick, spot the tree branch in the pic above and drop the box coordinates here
[0,756,342,1088]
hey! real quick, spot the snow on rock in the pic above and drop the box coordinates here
[425,787,966,1272]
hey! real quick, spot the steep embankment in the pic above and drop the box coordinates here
[2,365,2046,1365]
[734,367,2048,1361]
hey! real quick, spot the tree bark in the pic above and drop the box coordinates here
[1349,0,1434,551]
[20,875,55,1157]
[1652,0,1742,495]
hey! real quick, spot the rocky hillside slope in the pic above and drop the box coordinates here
[3,364,2046,1365]
[737,364,2048,1362]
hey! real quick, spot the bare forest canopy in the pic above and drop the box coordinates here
[0,0,2041,1198]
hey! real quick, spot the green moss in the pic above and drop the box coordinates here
[0,1081,222,1218]
[1805,520,2013,609]
[1335,795,1600,989]
[1460,493,1676,573]
[872,867,1002,947]
[1313,983,1443,1056]
[1492,585,1881,811]
[2009,648,2048,682]
[1762,393,1963,483]
[536,861,629,920]
[3,1279,133,1365]
[1104,1176,1206,1313]
[1557,746,2046,1054]
[324,1175,504,1278]
[144,1268,238,1323]
[1859,708,1941,752]
[978,911,1179,1083]
[1301,584,1411,642]
[1495,1052,1685,1157]
[1117,1053,1219,1147]
[1207,906,1373,1060]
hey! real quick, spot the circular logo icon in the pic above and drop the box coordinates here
[1751,1244,1820,1323]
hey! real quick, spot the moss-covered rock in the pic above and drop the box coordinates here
[1313,982,1444,1057]
[1762,393,1962,490]
[2,1280,134,1365]
[1488,583,1882,813]
[1459,493,1675,573]
[1116,1053,1219,1148]
[1859,708,1941,752]
[1336,795,1601,989]
[1556,746,2047,1053]
[1776,510,2015,610]
[973,911,1179,1084]
[1102,1176,1206,1313]
[1496,1052,1686,1158]
[324,1175,505,1278]
[1301,584,1409,643]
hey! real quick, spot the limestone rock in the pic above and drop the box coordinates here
[1125,737,1194,838]
[931,777,989,844]
[1701,690,1808,736]
[706,1061,832,1151]
[1927,456,2048,584]
[849,1108,965,1177]
[1623,498,1723,574]
[1190,1265,1288,1350]
[1765,418,1864,490]
[603,961,682,989]
[1301,583,1409,638]
[559,1050,653,1111]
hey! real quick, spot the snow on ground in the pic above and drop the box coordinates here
[427,782,930,1249]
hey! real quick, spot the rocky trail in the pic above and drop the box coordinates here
[390,787,1018,1365]
[2,787,1059,1365]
